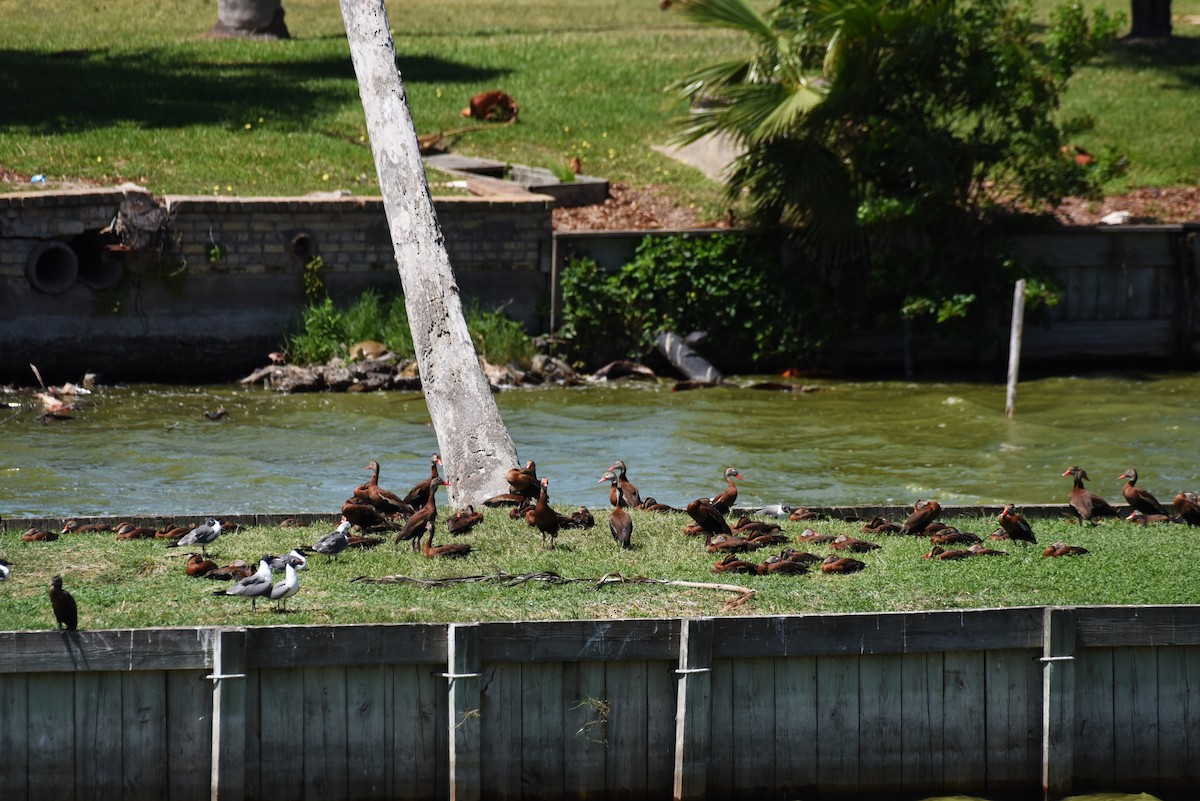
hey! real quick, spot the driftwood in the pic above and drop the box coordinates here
[654,331,723,383]
[352,570,755,609]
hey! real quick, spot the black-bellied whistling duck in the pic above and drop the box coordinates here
[924,545,972,560]
[1043,541,1089,557]
[758,558,809,575]
[732,516,783,537]
[1119,468,1168,525]
[796,528,838,545]
[710,467,742,515]
[423,520,473,559]
[830,534,880,552]
[357,459,415,517]
[402,454,444,509]
[743,531,789,550]
[789,507,826,522]
[347,533,384,549]
[447,505,483,535]
[156,522,195,540]
[396,477,447,550]
[606,460,643,509]
[686,497,731,538]
[1126,511,1172,525]
[205,561,253,581]
[1063,466,1119,522]
[861,516,902,534]
[820,555,866,574]
[311,518,352,561]
[506,460,540,501]
[600,472,633,550]
[568,506,595,529]
[639,498,681,514]
[531,477,560,549]
[900,499,941,535]
[341,497,400,532]
[115,522,155,540]
[705,532,752,553]
[168,517,222,557]
[711,554,757,574]
[483,492,526,507]
[22,527,59,542]
[968,543,1007,556]
[777,547,822,564]
[49,575,78,632]
[996,504,1037,544]
[185,554,218,577]
[1173,491,1200,526]
[929,528,982,546]
[61,519,112,534]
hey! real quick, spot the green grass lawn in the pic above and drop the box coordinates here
[1,509,1194,630]
[0,0,1198,217]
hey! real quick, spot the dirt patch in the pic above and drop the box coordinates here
[1051,186,1200,226]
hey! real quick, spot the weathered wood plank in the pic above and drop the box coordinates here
[448,623,481,801]
[1013,230,1181,270]
[75,671,123,801]
[1156,646,1191,792]
[774,655,818,799]
[245,623,447,668]
[605,660,649,800]
[900,652,944,793]
[562,661,607,801]
[521,661,565,800]
[26,672,75,800]
[857,654,903,796]
[1072,647,1114,789]
[1076,606,1200,647]
[645,658,675,797]
[673,618,713,801]
[942,650,986,794]
[705,658,733,797]
[0,673,29,801]
[166,670,211,801]
[983,649,1039,795]
[303,666,349,801]
[1042,608,1076,800]
[479,619,678,663]
[257,668,305,800]
[478,662,521,801]
[732,657,776,796]
[1113,646,1160,792]
[345,666,388,800]
[709,607,1043,658]
[121,671,168,801]
[390,664,441,801]
[815,655,858,795]
[242,669,262,801]
[0,628,214,673]
[1186,648,1200,789]
[209,628,246,801]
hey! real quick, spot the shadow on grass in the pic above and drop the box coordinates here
[1099,34,1200,87]
[0,48,508,133]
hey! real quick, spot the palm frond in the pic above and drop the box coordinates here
[676,0,775,40]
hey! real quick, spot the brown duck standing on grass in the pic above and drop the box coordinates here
[685,497,732,539]
[531,477,560,549]
[710,467,743,515]
[1118,468,1168,525]
[995,504,1037,544]
[395,477,448,550]
[49,574,78,632]
[606,460,643,509]
[899,499,942,535]
[601,471,633,550]
[1063,466,1119,522]
[402,454,444,509]
[357,459,415,517]
[1174,491,1200,526]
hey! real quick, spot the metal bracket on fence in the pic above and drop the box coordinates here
[203,672,247,681]
[438,671,482,679]
[1037,656,1075,663]
[674,667,711,675]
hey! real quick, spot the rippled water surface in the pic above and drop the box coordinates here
[3,373,1198,517]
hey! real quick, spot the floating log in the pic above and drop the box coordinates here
[654,331,723,383]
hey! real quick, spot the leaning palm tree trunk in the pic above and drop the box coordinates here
[338,0,518,506]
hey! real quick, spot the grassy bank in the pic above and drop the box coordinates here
[0,0,1198,214]
[1,509,1194,631]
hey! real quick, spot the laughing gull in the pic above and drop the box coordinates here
[268,549,308,573]
[0,559,10,581]
[216,555,272,611]
[170,517,222,556]
[268,563,300,611]
[310,518,351,561]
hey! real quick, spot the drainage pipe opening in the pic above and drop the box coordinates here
[25,240,79,294]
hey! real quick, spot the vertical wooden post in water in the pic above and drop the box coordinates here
[448,623,482,801]
[1005,279,1027,418]
[1041,607,1076,801]
[209,628,247,801]
[674,617,714,801]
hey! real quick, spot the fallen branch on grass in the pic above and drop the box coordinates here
[351,570,755,610]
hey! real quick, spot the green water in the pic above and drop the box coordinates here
[2,373,1198,518]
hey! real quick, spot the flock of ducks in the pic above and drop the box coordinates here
[6,457,1200,630]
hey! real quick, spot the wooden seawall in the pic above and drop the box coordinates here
[3,606,1199,801]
